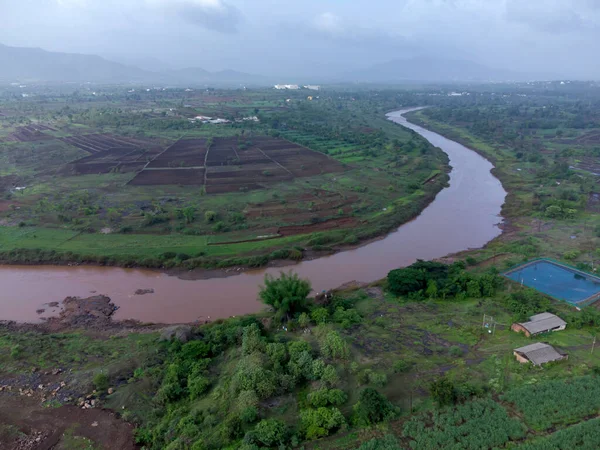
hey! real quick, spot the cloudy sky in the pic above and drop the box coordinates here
[0,0,599,78]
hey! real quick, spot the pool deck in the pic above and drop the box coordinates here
[504,259,600,307]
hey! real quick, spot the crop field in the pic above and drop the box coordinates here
[2,124,57,142]
[62,134,164,175]
[129,136,346,193]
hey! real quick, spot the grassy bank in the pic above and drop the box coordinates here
[405,108,600,274]
[4,261,600,449]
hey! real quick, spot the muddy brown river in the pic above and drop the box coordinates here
[0,109,506,323]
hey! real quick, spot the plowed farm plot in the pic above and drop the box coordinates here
[147,139,208,168]
[65,134,164,175]
[128,136,346,191]
[128,168,205,186]
[8,125,56,142]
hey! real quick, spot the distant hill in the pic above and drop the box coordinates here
[0,43,149,83]
[0,44,267,86]
[347,57,547,83]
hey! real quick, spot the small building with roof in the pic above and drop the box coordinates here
[511,312,566,337]
[513,343,567,366]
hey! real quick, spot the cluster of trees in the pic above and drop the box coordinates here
[387,260,502,300]
[134,272,398,449]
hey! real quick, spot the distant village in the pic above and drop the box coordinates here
[273,84,320,91]
[188,115,260,125]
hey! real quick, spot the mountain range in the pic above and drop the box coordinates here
[0,43,266,86]
[0,43,557,86]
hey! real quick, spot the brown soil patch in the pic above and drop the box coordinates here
[8,125,55,142]
[128,168,205,186]
[125,136,346,192]
[0,394,137,450]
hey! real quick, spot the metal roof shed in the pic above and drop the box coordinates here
[513,342,567,366]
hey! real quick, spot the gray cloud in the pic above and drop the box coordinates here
[0,0,598,79]
[170,0,242,33]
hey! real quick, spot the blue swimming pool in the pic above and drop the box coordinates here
[505,260,600,306]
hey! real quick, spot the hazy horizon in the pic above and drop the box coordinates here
[1,0,599,79]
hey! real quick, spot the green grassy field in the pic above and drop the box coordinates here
[0,89,448,268]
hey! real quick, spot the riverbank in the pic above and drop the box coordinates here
[405,108,600,277]
[0,110,506,324]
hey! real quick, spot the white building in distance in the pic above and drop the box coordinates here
[304,85,320,91]
[274,84,300,90]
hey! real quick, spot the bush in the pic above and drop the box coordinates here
[320,331,350,360]
[358,435,402,450]
[430,377,457,407]
[393,359,412,373]
[240,406,258,424]
[188,375,211,400]
[332,307,362,328]
[259,271,311,318]
[300,407,346,440]
[321,365,340,387]
[307,388,348,408]
[205,211,217,223]
[449,346,463,357]
[93,372,110,392]
[298,312,310,328]
[246,419,288,447]
[353,388,396,426]
[311,307,329,325]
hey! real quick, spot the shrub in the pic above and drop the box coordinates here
[320,331,350,360]
[393,360,412,373]
[300,407,346,440]
[180,341,210,360]
[321,365,340,387]
[205,211,217,223]
[298,312,310,328]
[93,372,110,392]
[358,435,402,450]
[430,377,457,407]
[332,307,362,328]
[242,323,265,355]
[188,375,211,400]
[246,419,288,447]
[311,307,329,325]
[259,272,311,318]
[353,388,396,426]
[240,406,258,424]
[449,346,463,358]
[307,388,348,408]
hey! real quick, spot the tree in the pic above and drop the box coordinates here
[182,206,196,224]
[246,419,288,447]
[320,331,349,360]
[300,407,346,440]
[426,280,438,299]
[387,267,425,296]
[259,272,311,318]
[353,388,396,426]
[430,377,457,407]
[298,312,310,328]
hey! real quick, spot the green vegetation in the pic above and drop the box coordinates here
[407,84,600,277]
[502,376,600,431]
[3,260,600,448]
[403,398,525,449]
[0,87,449,268]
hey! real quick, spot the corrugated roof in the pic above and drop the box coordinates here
[515,342,565,365]
[518,313,566,335]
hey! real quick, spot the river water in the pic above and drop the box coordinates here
[0,109,506,323]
